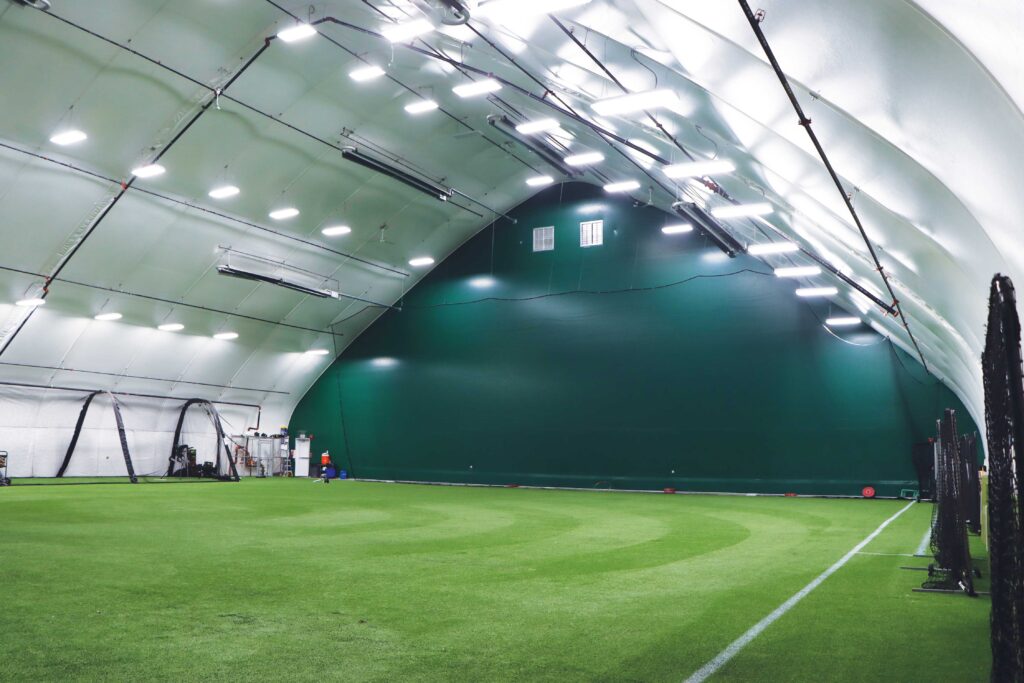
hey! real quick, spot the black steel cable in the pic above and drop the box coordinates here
[0,262,347,336]
[736,0,928,373]
[0,142,409,278]
[0,360,288,395]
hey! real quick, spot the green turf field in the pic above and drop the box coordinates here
[0,480,990,681]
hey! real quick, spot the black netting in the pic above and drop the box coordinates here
[912,440,936,501]
[983,274,1024,682]
[924,409,975,595]
[960,432,982,535]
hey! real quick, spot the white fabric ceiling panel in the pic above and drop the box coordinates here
[0,0,1020,450]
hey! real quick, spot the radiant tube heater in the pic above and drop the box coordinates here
[672,202,744,257]
[216,265,338,299]
[215,248,394,308]
[487,115,579,178]
[341,147,452,202]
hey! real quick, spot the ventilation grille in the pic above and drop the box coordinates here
[533,226,555,252]
[580,220,603,247]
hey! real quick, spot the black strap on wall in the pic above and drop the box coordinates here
[167,398,240,481]
[56,390,137,482]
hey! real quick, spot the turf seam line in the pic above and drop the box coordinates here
[683,500,916,683]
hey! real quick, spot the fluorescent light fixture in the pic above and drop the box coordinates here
[662,159,734,178]
[774,266,822,278]
[382,18,434,43]
[321,225,351,237]
[662,223,693,235]
[711,202,773,219]
[592,89,677,116]
[269,207,299,220]
[305,349,330,356]
[213,331,239,340]
[404,99,438,114]
[371,357,397,367]
[349,65,385,82]
[604,180,640,193]
[825,316,861,327]
[15,298,45,307]
[564,152,604,166]
[158,323,184,332]
[515,119,559,135]
[94,312,123,321]
[453,79,502,98]
[208,185,240,199]
[526,175,554,187]
[476,0,592,19]
[131,163,165,178]
[49,130,87,146]
[796,287,838,297]
[277,23,317,42]
[469,276,496,288]
[748,241,798,256]
[409,257,435,267]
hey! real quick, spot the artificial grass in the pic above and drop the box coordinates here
[0,480,990,681]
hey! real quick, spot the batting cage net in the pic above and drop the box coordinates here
[924,409,976,595]
[983,274,1024,682]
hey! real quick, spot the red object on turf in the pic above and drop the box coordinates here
[862,486,876,498]
[663,488,676,494]
[784,492,797,497]
[505,484,519,488]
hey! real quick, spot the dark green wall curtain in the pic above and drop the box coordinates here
[291,183,975,496]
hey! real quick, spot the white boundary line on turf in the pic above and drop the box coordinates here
[914,526,932,557]
[683,500,916,683]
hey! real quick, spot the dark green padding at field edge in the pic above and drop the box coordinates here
[291,182,977,496]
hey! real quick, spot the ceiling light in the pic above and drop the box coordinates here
[321,225,351,237]
[305,349,330,356]
[49,130,87,146]
[453,79,502,98]
[371,357,397,367]
[774,266,821,278]
[825,317,861,327]
[94,312,122,321]
[476,0,592,19]
[796,287,838,297]
[662,159,734,178]
[592,89,677,116]
[748,241,798,255]
[208,185,240,199]
[131,163,165,178]
[15,298,45,307]
[269,207,299,220]
[662,223,693,235]
[711,202,773,219]
[158,323,184,332]
[469,276,496,288]
[604,180,640,193]
[382,18,434,43]
[515,119,560,135]
[349,65,386,82]
[564,152,604,166]
[277,23,317,42]
[409,257,435,267]
[526,175,554,187]
[213,332,239,340]
[405,99,439,114]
